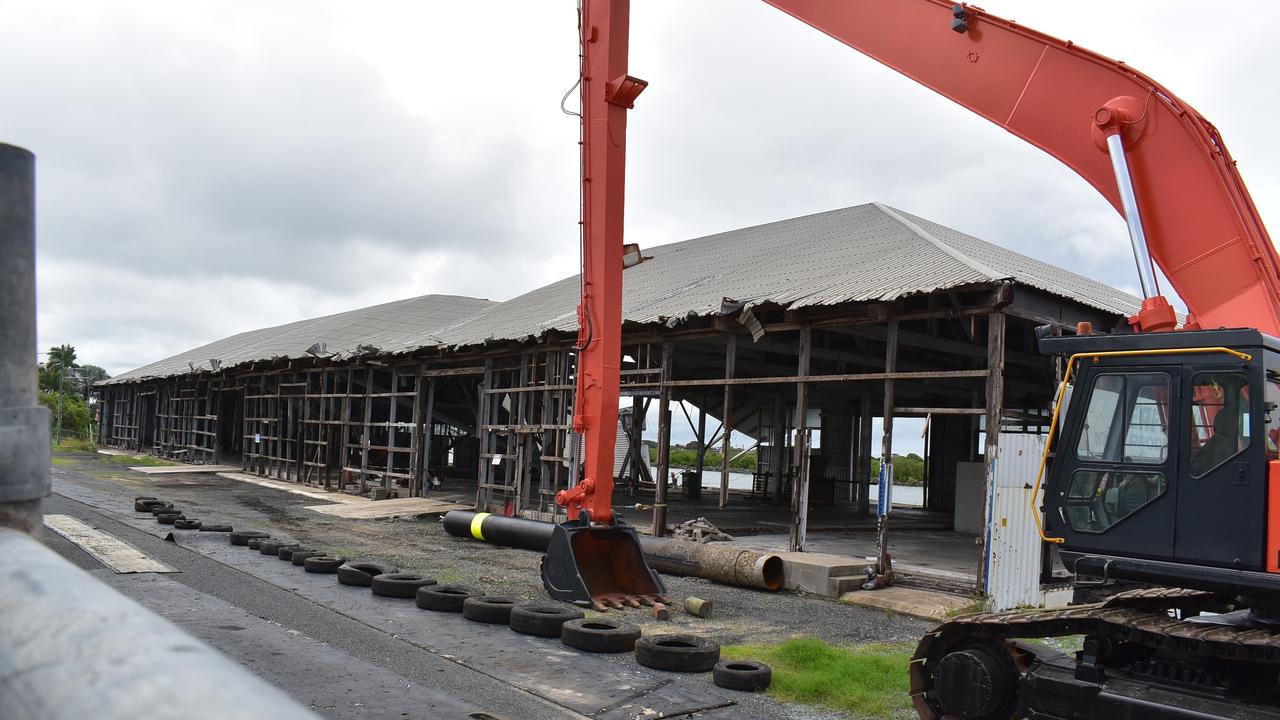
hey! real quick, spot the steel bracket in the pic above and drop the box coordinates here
[0,406,51,503]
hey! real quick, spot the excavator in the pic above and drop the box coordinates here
[544,0,1280,717]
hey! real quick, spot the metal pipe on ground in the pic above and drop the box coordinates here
[443,511,785,592]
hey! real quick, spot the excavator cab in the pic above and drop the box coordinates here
[541,513,667,610]
[1039,327,1280,593]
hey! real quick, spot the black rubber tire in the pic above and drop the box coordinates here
[173,518,202,530]
[229,530,269,546]
[247,537,268,550]
[415,585,477,612]
[560,619,641,654]
[135,498,166,512]
[276,544,303,560]
[509,603,585,637]
[712,660,772,691]
[634,634,721,673]
[462,596,519,624]
[337,562,397,587]
[370,573,437,598]
[135,495,159,502]
[150,505,180,516]
[291,550,324,566]
[156,513,182,525]
[199,524,233,533]
[303,556,346,573]
[259,540,287,555]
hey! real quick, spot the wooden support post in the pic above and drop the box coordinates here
[719,336,737,509]
[977,311,1006,593]
[694,399,707,481]
[652,342,673,537]
[771,392,786,504]
[875,319,899,575]
[419,376,436,497]
[630,394,644,492]
[788,326,812,552]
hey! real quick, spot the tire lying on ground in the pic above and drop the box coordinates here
[634,634,721,673]
[291,550,324,566]
[560,619,642,654]
[229,530,270,546]
[276,544,303,560]
[712,660,772,691]
[247,537,268,550]
[509,603,585,638]
[415,585,477,612]
[173,518,202,530]
[303,556,346,573]
[156,513,183,525]
[135,498,166,512]
[337,562,397,587]
[150,505,180,516]
[370,573,437,598]
[199,524,233,533]
[462,596,519,625]
[259,540,287,556]
[135,495,159,502]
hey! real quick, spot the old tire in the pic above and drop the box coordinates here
[635,635,721,672]
[337,562,397,587]
[135,498,166,512]
[173,518,202,530]
[151,505,181,516]
[713,660,772,691]
[371,573,436,598]
[260,540,288,555]
[462,596,519,625]
[560,619,641,654]
[156,512,182,525]
[303,556,345,573]
[229,530,269,546]
[291,550,324,566]
[135,495,159,502]
[199,524,233,533]
[276,544,303,560]
[247,537,267,550]
[415,585,477,612]
[509,603,584,637]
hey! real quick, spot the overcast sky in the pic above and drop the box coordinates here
[5,1,1278,453]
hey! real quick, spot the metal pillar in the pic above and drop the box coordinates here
[0,143,48,535]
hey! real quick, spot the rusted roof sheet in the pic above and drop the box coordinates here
[107,203,1140,383]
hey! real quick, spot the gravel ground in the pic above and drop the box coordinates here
[54,451,935,719]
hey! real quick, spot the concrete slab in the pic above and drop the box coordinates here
[43,514,175,573]
[775,551,866,594]
[129,464,242,474]
[215,472,367,504]
[838,586,975,621]
[95,448,131,457]
[305,497,469,519]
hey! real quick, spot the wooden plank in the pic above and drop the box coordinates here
[977,311,1006,592]
[304,497,469,519]
[652,342,672,537]
[788,325,812,552]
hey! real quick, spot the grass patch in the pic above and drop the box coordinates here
[53,437,96,452]
[721,637,912,718]
[51,456,78,466]
[101,454,179,467]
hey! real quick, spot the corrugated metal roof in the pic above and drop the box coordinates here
[106,294,495,383]
[108,203,1141,383]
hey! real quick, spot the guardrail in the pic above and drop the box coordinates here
[0,142,319,720]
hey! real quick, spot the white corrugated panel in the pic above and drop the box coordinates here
[985,432,1048,610]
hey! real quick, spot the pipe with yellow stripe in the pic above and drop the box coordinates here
[1030,345,1252,545]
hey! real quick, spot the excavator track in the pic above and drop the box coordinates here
[909,588,1280,719]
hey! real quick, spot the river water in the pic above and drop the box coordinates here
[692,469,925,507]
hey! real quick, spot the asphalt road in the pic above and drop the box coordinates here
[40,492,585,720]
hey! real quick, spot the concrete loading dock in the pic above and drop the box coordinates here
[97,202,1140,604]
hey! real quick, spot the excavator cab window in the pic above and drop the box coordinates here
[1188,371,1250,477]
[1065,372,1170,533]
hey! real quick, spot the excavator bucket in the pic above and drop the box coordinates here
[540,517,667,611]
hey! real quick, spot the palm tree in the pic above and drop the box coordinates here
[46,344,77,372]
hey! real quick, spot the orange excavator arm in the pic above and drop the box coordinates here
[762,0,1280,335]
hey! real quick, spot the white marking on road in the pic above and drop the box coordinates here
[214,472,366,504]
[129,464,242,474]
[43,514,176,573]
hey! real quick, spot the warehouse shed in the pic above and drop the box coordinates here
[99,202,1140,595]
